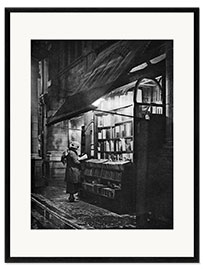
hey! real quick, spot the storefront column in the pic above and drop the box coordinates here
[31,57,39,157]
[31,57,42,190]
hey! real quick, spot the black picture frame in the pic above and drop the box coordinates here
[5,7,199,263]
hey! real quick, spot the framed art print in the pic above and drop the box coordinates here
[5,8,199,262]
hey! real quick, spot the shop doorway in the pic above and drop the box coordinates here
[134,77,170,227]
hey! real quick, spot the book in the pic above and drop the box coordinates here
[120,124,125,137]
[105,141,110,152]
[98,131,102,139]
[120,138,126,151]
[115,126,120,138]
[97,142,101,152]
[110,140,114,152]
[106,129,110,139]
[102,129,106,139]
[78,154,88,161]
[125,122,132,137]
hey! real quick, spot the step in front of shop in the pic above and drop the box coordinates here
[31,192,137,229]
[31,193,92,229]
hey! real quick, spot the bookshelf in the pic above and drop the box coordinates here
[81,90,135,213]
[95,105,134,162]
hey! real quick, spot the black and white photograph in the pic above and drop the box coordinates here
[31,40,173,230]
[5,8,199,262]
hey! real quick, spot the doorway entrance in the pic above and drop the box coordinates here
[133,77,172,228]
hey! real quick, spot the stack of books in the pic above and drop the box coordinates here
[101,187,115,199]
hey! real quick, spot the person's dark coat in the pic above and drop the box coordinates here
[64,148,81,194]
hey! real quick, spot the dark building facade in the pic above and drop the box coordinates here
[31,40,173,228]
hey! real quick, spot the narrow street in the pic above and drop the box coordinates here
[31,184,136,229]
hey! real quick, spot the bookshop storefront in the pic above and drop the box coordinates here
[48,40,173,227]
[54,75,165,214]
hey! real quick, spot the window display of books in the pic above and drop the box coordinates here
[95,90,134,162]
[97,117,133,161]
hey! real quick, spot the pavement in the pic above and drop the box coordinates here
[31,184,137,229]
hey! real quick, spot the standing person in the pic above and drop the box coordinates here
[62,141,81,202]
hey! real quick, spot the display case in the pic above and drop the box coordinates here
[81,159,134,214]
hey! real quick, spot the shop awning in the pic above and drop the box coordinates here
[47,40,151,126]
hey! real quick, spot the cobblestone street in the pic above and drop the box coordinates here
[31,184,136,229]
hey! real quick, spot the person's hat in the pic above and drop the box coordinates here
[70,141,80,150]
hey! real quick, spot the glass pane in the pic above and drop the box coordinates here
[136,78,162,105]
[152,106,163,114]
[152,84,162,104]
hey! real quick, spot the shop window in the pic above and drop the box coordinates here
[94,90,134,162]
[135,77,164,119]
